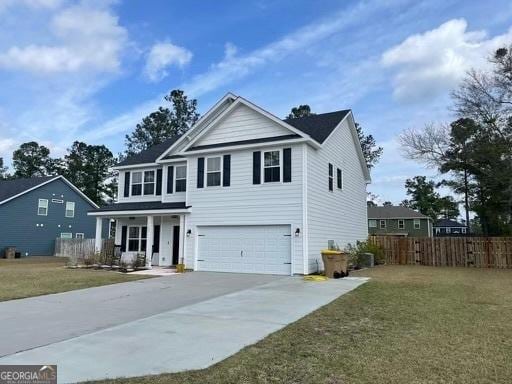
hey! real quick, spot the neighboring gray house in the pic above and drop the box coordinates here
[433,219,468,236]
[0,176,103,256]
[368,206,433,237]
[89,93,371,275]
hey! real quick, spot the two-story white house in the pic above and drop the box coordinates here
[89,93,370,275]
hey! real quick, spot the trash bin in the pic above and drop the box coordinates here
[4,247,16,259]
[321,250,348,278]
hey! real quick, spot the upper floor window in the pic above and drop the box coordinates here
[60,233,72,239]
[264,151,280,183]
[380,220,386,229]
[131,172,143,196]
[207,157,222,186]
[328,163,333,191]
[337,168,343,190]
[65,202,75,218]
[38,199,48,216]
[130,171,155,196]
[414,219,421,229]
[461,227,467,234]
[368,219,377,228]
[398,219,405,230]
[143,170,155,195]
[175,165,187,192]
[75,233,84,239]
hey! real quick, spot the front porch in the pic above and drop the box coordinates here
[90,202,190,269]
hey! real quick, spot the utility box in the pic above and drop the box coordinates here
[321,250,348,278]
[4,247,16,259]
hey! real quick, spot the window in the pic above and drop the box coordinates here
[414,219,421,229]
[337,168,343,189]
[131,171,142,196]
[51,198,63,203]
[175,165,187,192]
[328,163,333,191]
[60,233,72,239]
[143,170,155,195]
[461,227,467,234]
[75,233,84,239]
[206,157,222,186]
[264,151,280,183]
[446,227,451,234]
[128,226,147,252]
[65,202,75,218]
[435,228,440,234]
[38,199,48,216]
[398,219,405,230]
[380,220,386,229]
[368,219,377,228]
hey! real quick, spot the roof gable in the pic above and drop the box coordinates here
[116,135,182,167]
[284,110,351,144]
[0,176,98,208]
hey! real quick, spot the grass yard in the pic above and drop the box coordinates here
[0,257,150,301]
[93,266,512,384]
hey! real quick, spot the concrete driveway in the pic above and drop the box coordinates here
[0,273,368,383]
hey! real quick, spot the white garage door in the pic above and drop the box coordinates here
[197,225,292,275]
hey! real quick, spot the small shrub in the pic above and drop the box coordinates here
[345,240,385,267]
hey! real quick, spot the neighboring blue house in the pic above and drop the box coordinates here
[0,176,106,257]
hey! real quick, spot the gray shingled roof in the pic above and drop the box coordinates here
[0,176,57,204]
[92,201,189,212]
[117,136,182,166]
[368,206,429,219]
[284,110,351,144]
[434,219,466,227]
[117,109,351,167]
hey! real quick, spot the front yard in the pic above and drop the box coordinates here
[0,257,150,301]
[94,266,512,384]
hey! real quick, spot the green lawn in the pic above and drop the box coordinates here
[93,266,512,384]
[0,257,150,301]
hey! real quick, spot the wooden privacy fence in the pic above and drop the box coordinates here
[369,236,512,268]
[54,238,115,264]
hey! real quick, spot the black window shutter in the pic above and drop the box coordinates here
[283,148,292,183]
[123,172,130,197]
[337,168,342,189]
[223,154,231,187]
[197,158,205,188]
[121,226,127,252]
[167,166,174,194]
[253,151,261,184]
[156,169,163,195]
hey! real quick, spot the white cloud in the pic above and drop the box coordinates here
[143,41,192,82]
[0,0,63,13]
[381,19,512,102]
[0,3,128,74]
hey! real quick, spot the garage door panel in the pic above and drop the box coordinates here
[197,225,291,275]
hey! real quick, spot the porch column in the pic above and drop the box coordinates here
[94,217,103,253]
[146,215,154,269]
[179,215,185,265]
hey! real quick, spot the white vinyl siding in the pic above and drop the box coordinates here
[194,103,292,147]
[306,117,368,274]
[37,198,48,216]
[118,167,162,203]
[185,143,304,274]
[65,201,75,218]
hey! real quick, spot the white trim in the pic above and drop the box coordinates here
[65,201,75,218]
[155,92,237,162]
[127,225,147,253]
[38,198,48,216]
[368,216,430,220]
[113,162,158,171]
[302,145,309,275]
[174,164,187,193]
[262,148,282,184]
[88,209,191,217]
[205,155,223,187]
[158,157,187,164]
[379,219,386,229]
[60,232,72,239]
[368,219,377,228]
[75,233,85,239]
[180,138,308,155]
[0,175,98,208]
[413,219,421,229]
[343,112,371,183]
[398,219,405,230]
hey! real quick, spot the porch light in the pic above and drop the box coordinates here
[295,228,300,236]
[186,229,192,237]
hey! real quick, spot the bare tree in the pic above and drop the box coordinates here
[399,123,450,168]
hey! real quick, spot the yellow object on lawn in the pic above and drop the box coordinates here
[304,275,328,282]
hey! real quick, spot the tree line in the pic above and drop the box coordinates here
[398,45,512,235]
[0,90,383,205]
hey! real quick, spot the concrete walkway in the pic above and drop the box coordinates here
[0,275,367,383]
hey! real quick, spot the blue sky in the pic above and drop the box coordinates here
[0,0,511,203]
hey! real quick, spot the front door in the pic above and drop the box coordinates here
[172,225,180,265]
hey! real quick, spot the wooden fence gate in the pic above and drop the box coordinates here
[369,236,512,268]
